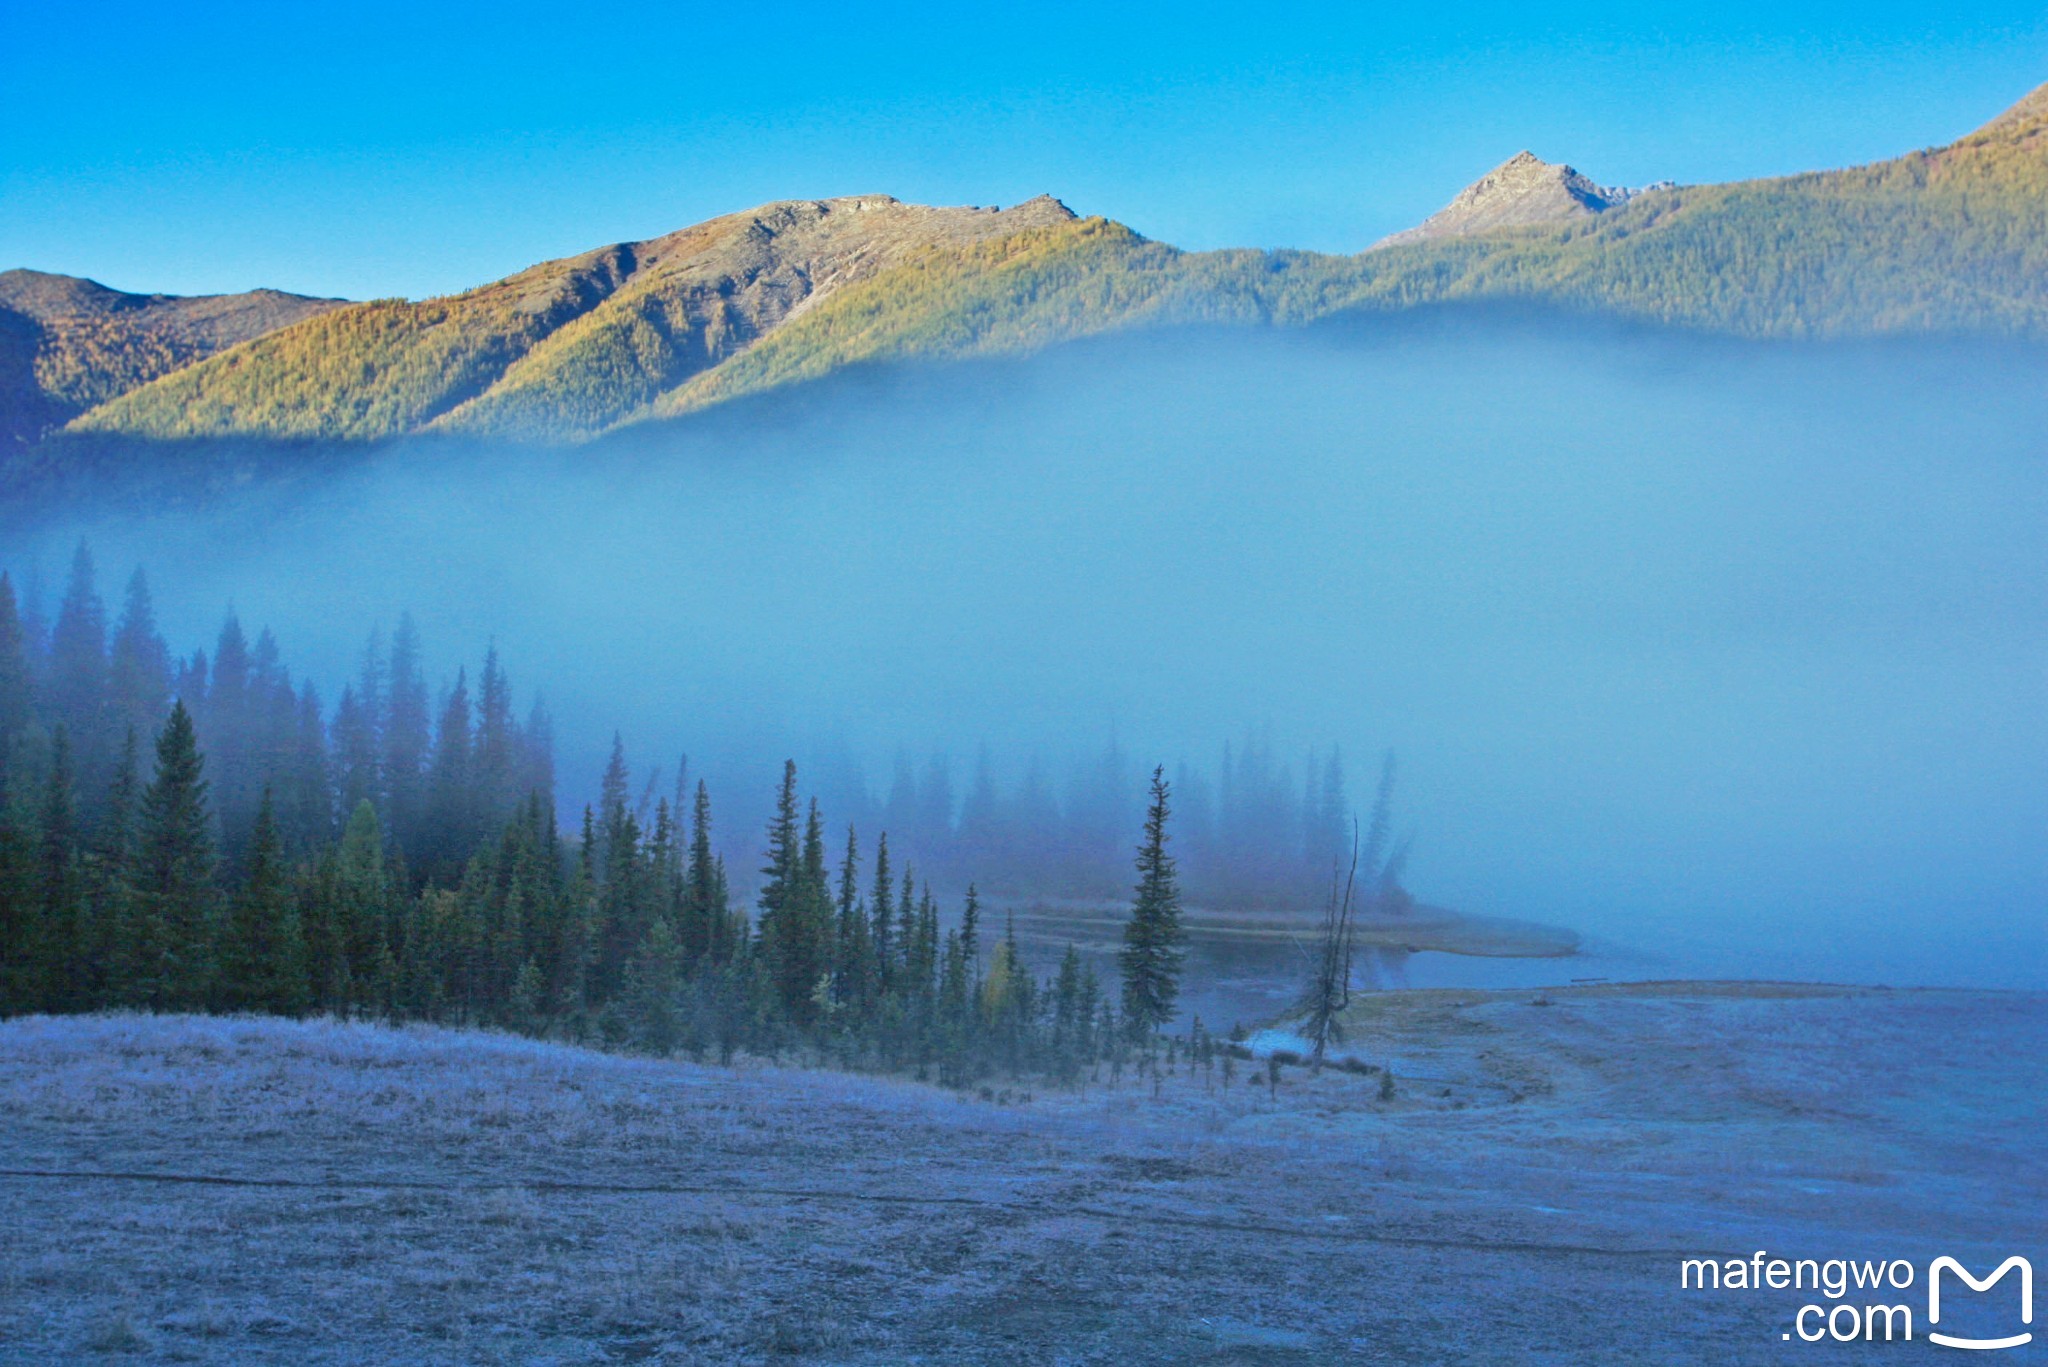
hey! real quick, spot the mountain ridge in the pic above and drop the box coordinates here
[0,271,343,447]
[16,80,2048,451]
[63,195,1076,445]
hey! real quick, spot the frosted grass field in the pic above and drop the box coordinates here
[1,988,2041,1363]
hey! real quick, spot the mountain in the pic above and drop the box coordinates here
[26,80,2048,449]
[70,196,1075,444]
[674,80,2048,415]
[0,271,342,447]
[1370,151,1667,249]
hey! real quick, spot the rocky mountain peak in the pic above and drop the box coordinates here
[1372,151,1668,250]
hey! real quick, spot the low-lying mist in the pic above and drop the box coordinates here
[19,310,2048,988]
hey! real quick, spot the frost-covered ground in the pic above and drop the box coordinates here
[1,984,2041,1364]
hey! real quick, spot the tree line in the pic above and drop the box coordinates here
[0,548,1194,1086]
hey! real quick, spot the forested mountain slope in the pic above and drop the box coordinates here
[0,272,341,448]
[69,197,1076,444]
[672,81,2048,416]
[27,80,2048,447]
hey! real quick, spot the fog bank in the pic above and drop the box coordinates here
[22,312,2048,987]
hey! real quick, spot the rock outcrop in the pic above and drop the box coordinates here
[1372,152,1669,249]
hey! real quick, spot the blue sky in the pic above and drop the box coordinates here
[4,1,2044,300]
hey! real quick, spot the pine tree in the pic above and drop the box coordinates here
[335,799,391,1013]
[203,611,255,857]
[596,734,630,872]
[521,696,556,813]
[894,869,917,996]
[340,629,387,818]
[681,780,720,965]
[33,728,85,1011]
[1118,766,1185,1040]
[912,881,939,1000]
[107,569,170,766]
[834,825,874,1007]
[1052,945,1086,1081]
[91,729,142,1008]
[868,832,894,994]
[755,762,820,1020]
[279,681,333,852]
[421,667,474,877]
[382,614,430,855]
[594,802,645,999]
[0,572,32,802]
[625,917,684,1053]
[960,883,982,987]
[220,789,307,1014]
[132,702,217,1009]
[49,545,110,807]
[1077,960,1102,1064]
[473,645,518,826]
[937,928,970,1074]
[0,799,30,1013]
[796,801,834,1014]
[330,685,377,823]
[301,847,349,1013]
[553,808,600,1019]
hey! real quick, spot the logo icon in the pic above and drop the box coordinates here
[1928,1256,2033,1351]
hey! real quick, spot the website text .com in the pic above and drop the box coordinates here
[1681,1252,2034,1348]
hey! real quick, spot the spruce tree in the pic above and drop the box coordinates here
[132,702,217,1009]
[912,882,939,1000]
[331,685,379,822]
[34,727,85,1011]
[221,789,306,1014]
[754,762,813,1019]
[868,832,893,994]
[795,800,833,1017]
[421,667,474,877]
[521,697,556,813]
[107,569,171,763]
[596,734,630,871]
[960,884,981,986]
[554,808,599,1018]
[473,646,518,825]
[834,825,874,1007]
[382,614,430,854]
[594,803,645,997]
[204,612,255,857]
[681,780,720,965]
[1118,766,1185,1040]
[49,545,110,808]
[92,729,142,1007]
[0,572,32,800]
[0,801,30,1013]
[756,762,799,909]
[625,917,683,1053]
[335,799,390,1013]
[280,681,333,852]
[1053,945,1086,1080]
[894,869,917,995]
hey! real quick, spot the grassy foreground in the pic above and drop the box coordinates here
[0,985,2040,1363]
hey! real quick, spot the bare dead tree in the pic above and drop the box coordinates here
[1301,823,1360,1069]
[1298,751,1399,1069]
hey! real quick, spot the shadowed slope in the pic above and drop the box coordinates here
[0,271,343,446]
